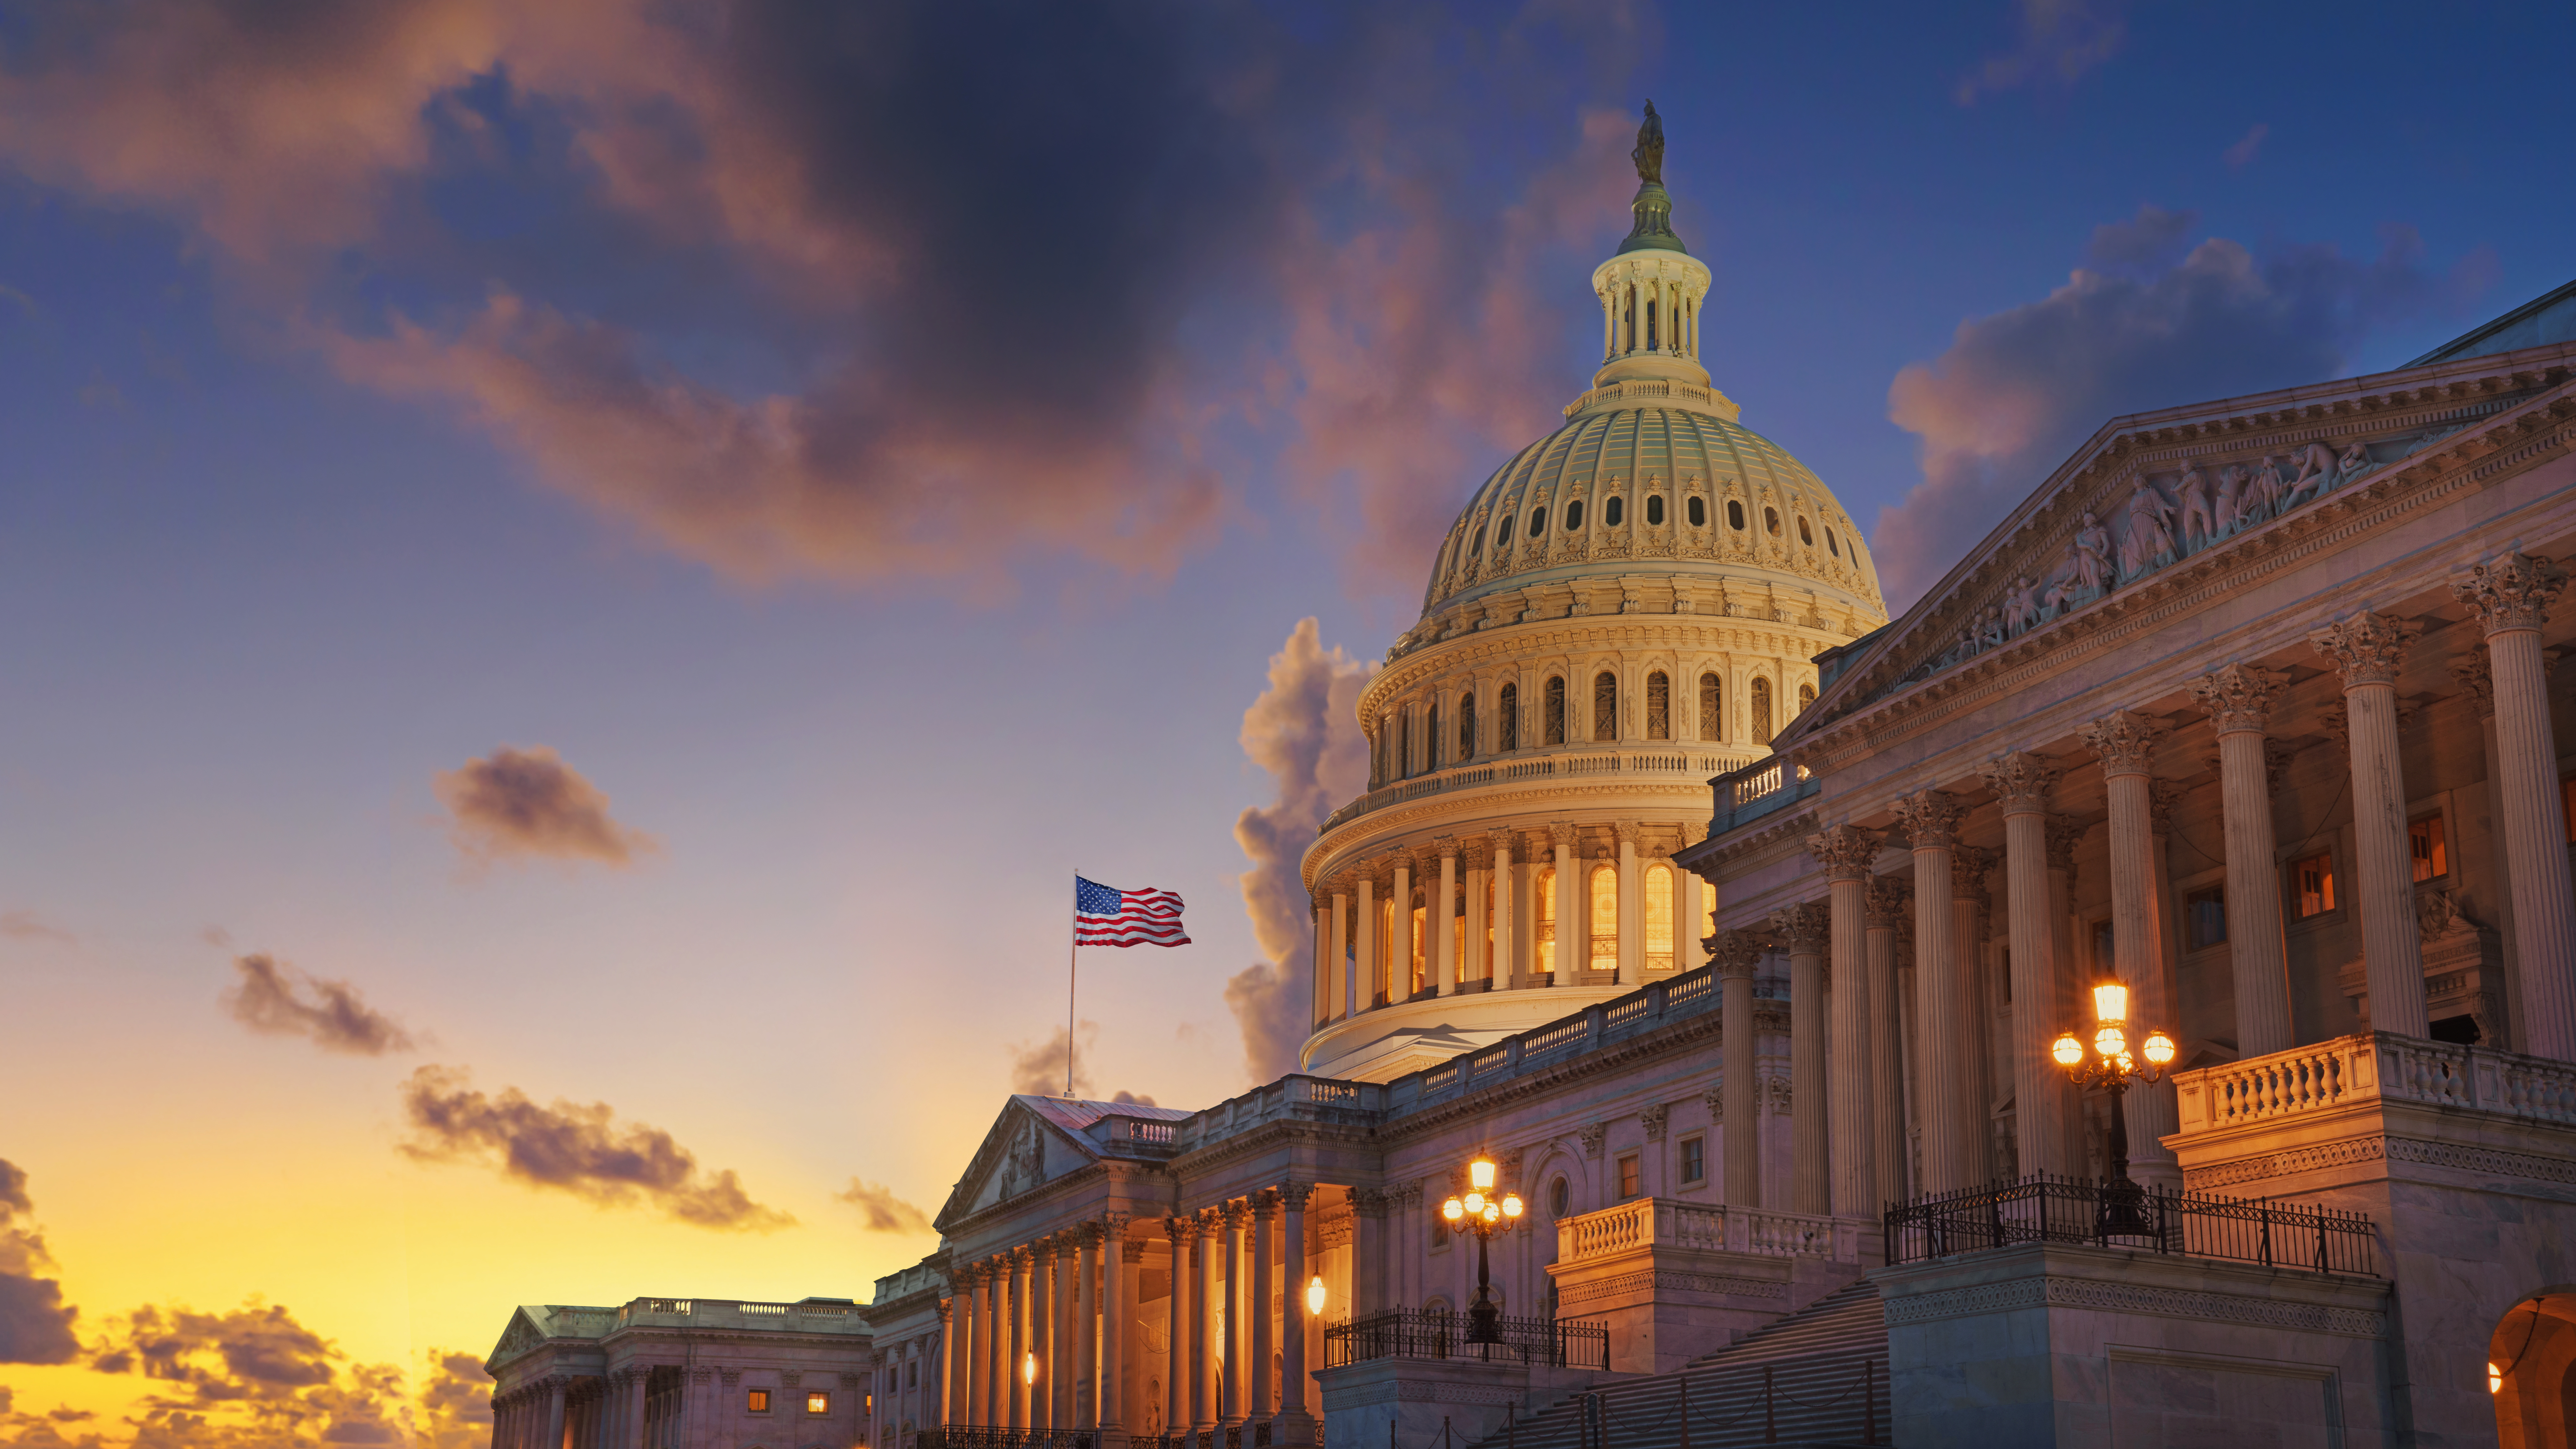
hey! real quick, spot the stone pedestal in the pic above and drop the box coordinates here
[1874,1242,2393,1448]
[1543,1197,1865,1373]
[1313,1356,1599,1449]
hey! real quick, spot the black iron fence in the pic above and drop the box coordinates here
[1324,1309,1609,1370]
[1884,1173,2376,1276]
[916,1429,1095,1449]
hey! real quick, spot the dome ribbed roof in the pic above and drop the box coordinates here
[1418,404,1886,621]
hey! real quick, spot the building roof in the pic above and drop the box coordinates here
[1011,1093,1193,1135]
[2408,277,2576,366]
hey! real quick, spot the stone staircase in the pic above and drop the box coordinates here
[1475,1280,1891,1449]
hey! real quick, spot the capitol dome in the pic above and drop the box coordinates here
[1298,106,1890,1083]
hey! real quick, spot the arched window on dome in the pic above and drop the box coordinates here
[1624,286,1636,353]
[1564,499,1583,532]
[1646,671,1670,740]
[1645,861,1675,972]
[1426,701,1441,771]
[1458,692,1476,761]
[1498,683,1519,751]
[1764,506,1782,536]
[1397,708,1412,778]
[1646,297,1658,351]
[1825,525,1840,557]
[1589,863,1618,972]
[1798,683,1816,716]
[1529,507,1546,539]
[1545,677,1566,744]
[1698,672,1722,742]
[1592,672,1618,742]
[1534,865,1556,978]
[1727,499,1746,531]
[1604,495,1623,528]
[1751,678,1773,745]
[1798,516,1815,546]
[1646,494,1665,526]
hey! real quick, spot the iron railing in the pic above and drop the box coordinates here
[1324,1309,1609,1370]
[916,1429,1095,1449]
[1884,1173,2376,1276]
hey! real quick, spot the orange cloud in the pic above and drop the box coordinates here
[0,1160,80,1366]
[431,746,656,870]
[398,1065,793,1231]
[219,955,416,1056]
[834,1181,934,1235]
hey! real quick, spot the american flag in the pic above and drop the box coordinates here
[1074,876,1191,947]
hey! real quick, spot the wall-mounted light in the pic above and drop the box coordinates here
[1304,1274,1327,1318]
[1022,1351,1036,1387]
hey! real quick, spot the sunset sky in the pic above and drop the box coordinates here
[3,2,2570,1444]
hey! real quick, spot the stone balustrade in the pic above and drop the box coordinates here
[1554,1196,1840,1264]
[2173,1030,2576,1137]
[611,1298,868,1332]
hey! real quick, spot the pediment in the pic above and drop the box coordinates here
[485,1306,548,1373]
[933,1096,1109,1231]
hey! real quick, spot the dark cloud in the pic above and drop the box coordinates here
[0,1,1653,598]
[834,1180,933,1235]
[219,954,416,1056]
[1226,619,1373,1083]
[2223,122,2269,170]
[2084,205,2196,274]
[432,746,656,869]
[1005,1024,1153,1106]
[1871,208,2492,607]
[1953,0,2127,105]
[412,1351,495,1449]
[398,1065,793,1230]
[0,1160,80,1366]
[0,912,76,949]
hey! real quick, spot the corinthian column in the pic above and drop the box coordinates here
[1771,899,1832,1216]
[1490,829,1518,989]
[2045,817,2087,1170]
[1249,1191,1275,1424]
[1806,825,1877,1217]
[1714,929,1764,1206]
[2184,664,2295,1055]
[1030,1238,1054,1431]
[1101,1216,1130,1442]
[1328,883,1349,1023]
[1980,751,2070,1178]
[1952,846,1997,1184]
[2455,553,2576,1059]
[1163,1217,1193,1442]
[2310,611,2431,1038]
[1436,844,1459,995]
[1388,857,1413,1005]
[1075,1225,1099,1432]
[1864,876,1910,1206]
[2080,710,2179,1190]
[1219,1202,1244,1429]
[1275,1184,1316,1446]
[1008,1248,1031,1430]
[1353,870,1378,1012]
[1891,790,1971,1194]
[1552,824,1579,984]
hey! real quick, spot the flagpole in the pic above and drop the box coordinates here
[1067,875,1079,1097]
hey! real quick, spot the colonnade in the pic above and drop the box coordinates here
[1311,822,1708,1026]
[495,1363,854,1449]
[1599,269,1700,361]
[947,1189,1322,1446]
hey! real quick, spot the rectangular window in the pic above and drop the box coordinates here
[2294,853,2337,919]
[1679,1135,1706,1185]
[808,1392,831,1416]
[1617,1152,1641,1200]
[2409,813,2448,882]
[2185,885,2227,950]
[748,1390,772,1414]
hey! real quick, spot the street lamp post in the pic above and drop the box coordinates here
[1439,1155,1523,1345]
[2050,979,2176,1233]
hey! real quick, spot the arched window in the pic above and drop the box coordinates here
[1702,879,1717,938]
[1698,672,1722,741]
[1410,891,1427,997]
[1646,670,1670,739]
[1545,677,1566,744]
[1498,683,1519,751]
[1646,298,1658,351]
[1687,495,1705,527]
[1458,692,1476,760]
[1798,683,1816,715]
[1645,861,1674,971]
[1727,499,1746,530]
[1798,515,1814,546]
[1645,494,1665,525]
[1604,496,1624,527]
[1752,677,1773,745]
[1529,507,1546,538]
[1589,863,1619,970]
[1593,672,1618,742]
[1764,506,1782,536]
[1624,286,1636,351]
[1534,865,1556,977]
[1426,702,1441,770]
[1825,525,1840,556]
[1564,499,1584,531]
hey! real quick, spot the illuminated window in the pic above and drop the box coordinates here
[1646,494,1665,525]
[808,1392,831,1415]
[1410,895,1427,996]
[2409,814,2447,882]
[1545,676,1566,744]
[748,1390,772,1414]
[1534,866,1557,977]
[1699,672,1722,741]
[1617,1152,1641,1200]
[1679,1135,1706,1184]
[1646,671,1670,740]
[1797,683,1816,715]
[1727,499,1746,530]
[1645,862,1675,971]
[1498,683,1518,751]
[1594,672,1618,742]
[1688,496,1706,527]
[2294,853,2337,919]
[1605,495,1624,527]
[1702,880,1716,937]
[1751,678,1773,744]
[1590,863,1619,970]
[2185,885,2227,950]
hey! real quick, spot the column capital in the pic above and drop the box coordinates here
[1712,928,1765,977]
[1769,900,1829,955]
[2184,663,2288,735]
[1349,1187,1390,1218]
[1864,874,1910,926]
[1701,1083,1723,1122]
[2079,709,2166,776]
[1550,821,1579,849]
[1890,789,1965,849]
[1249,1187,1278,1220]
[1431,833,1459,862]
[2452,551,2568,636]
[1412,844,1443,878]
[1953,845,1997,899]
[1641,1103,1669,1141]
[1613,820,1640,847]
[1102,1209,1133,1237]
[1031,1235,1058,1265]
[1164,1215,1197,1246]
[1803,823,1879,880]
[1976,751,2062,814]
[1219,1198,1249,1227]
[2450,653,2497,717]
[2309,609,2422,688]
[1487,827,1516,858]
[1122,1238,1146,1264]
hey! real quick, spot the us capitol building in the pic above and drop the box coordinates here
[477,110,2576,1449]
